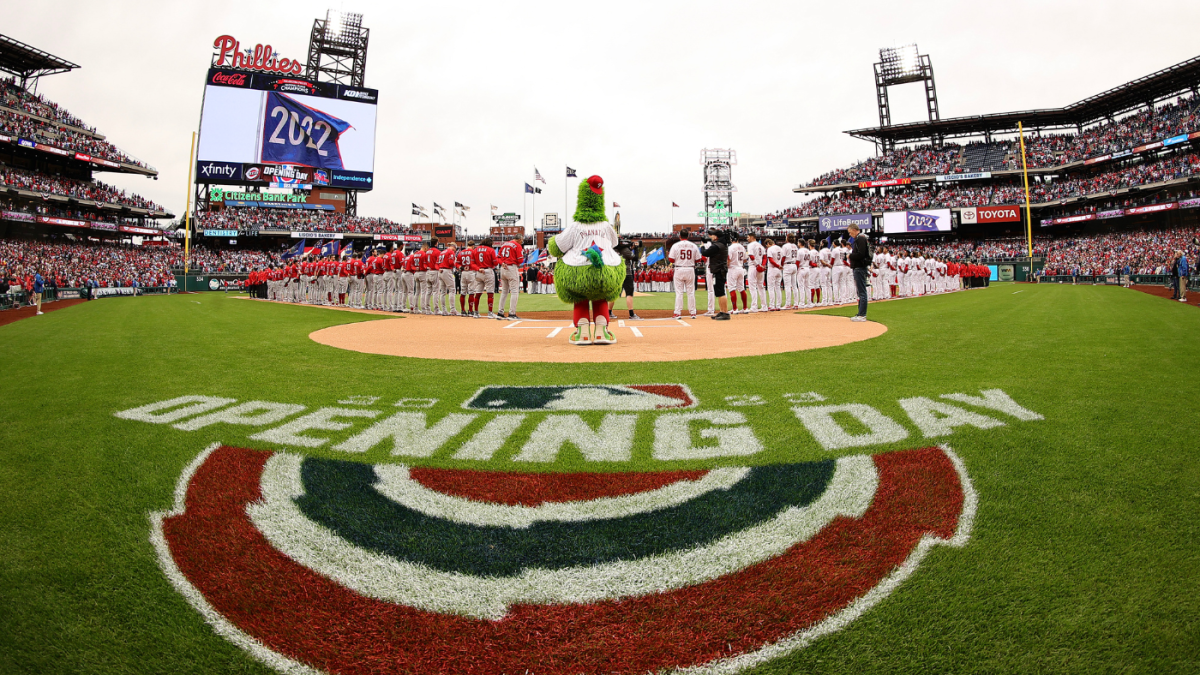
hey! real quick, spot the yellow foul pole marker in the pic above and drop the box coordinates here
[1018,121,1033,258]
[183,131,196,276]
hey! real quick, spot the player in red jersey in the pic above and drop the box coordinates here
[496,237,524,319]
[437,243,459,316]
[456,243,474,316]
[421,239,441,315]
[469,238,498,317]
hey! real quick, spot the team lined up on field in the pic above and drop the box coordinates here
[654,232,991,318]
[248,237,532,320]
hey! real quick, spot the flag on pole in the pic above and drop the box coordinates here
[613,202,621,208]
[535,187,542,194]
[455,202,470,211]
[282,239,305,259]
[490,204,498,214]
[672,202,680,207]
[646,247,665,265]
[566,166,577,178]
[535,167,546,184]
[341,241,354,258]
[525,183,534,194]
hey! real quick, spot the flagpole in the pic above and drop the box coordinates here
[183,131,195,276]
[565,165,569,228]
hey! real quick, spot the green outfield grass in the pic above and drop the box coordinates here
[1,284,1198,674]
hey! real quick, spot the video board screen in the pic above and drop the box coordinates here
[882,209,952,234]
[196,68,378,190]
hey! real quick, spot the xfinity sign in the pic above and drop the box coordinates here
[196,161,242,182]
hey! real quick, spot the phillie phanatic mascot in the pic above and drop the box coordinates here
[548,175,625,345]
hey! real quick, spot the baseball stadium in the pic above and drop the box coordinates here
[2,5,1199,675]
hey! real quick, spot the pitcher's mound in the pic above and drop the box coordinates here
[310,312,885,363]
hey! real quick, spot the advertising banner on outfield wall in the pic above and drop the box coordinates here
[935,172,991,183]
[1125,202,1177,215]
[960,205,1021,225]
[818,213,872,232]
[1040,214,1096,227]
[1096,209,1125,220]
[857,178,911,189]
[289,231,343,239]
[373,234,425,242]
[882,209,952,234]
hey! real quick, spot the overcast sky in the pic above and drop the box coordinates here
[9,0,1200,234]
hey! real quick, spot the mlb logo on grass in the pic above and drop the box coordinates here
[462,384,696,411]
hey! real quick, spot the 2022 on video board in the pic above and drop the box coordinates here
[882,209,953,234]
[196,68,378,189]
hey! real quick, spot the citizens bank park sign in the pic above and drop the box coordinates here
[114,385,1045,674]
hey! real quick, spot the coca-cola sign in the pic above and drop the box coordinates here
[212,35,304,76]
[210,70,249,87]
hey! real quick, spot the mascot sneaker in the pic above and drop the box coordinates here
[569,319,592,346]
[593,323,616,345]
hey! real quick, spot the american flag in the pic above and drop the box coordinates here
[535,167,546,184]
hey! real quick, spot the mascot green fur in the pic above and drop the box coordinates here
[548,175,625,345]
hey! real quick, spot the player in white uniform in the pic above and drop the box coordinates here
[794,242,810,309]
[764,239,784,311]
[668,232,700,319]
[831,241,851,304]
[703,260,716,316]
[745,234,767,312]
[726,238,747,314]
[781,235,800,309]
[817,244,832,306]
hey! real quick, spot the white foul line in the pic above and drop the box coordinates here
[547,327,564,338]
[631,327,644,338]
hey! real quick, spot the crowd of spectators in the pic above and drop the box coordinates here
[0,165,166,212]
[803,94,1200,186]
[183,245,281,273]
[2,78,151,169]
[0,108,147,168]
[1039,227,1200,276]
[774,151,1200,219]
[0,236,179,289]
[195,207,408,234]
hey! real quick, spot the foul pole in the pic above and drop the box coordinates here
[183,131,196,275]
[1018,121,1033,258]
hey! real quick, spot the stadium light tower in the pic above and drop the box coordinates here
[873,44,940,152]
[700,149,737,229]
[306,9,369,87]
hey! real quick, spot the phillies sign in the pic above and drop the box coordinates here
[212,35,304,76]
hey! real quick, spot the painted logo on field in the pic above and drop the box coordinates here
[462,383,696,411]
[152,443,975,674]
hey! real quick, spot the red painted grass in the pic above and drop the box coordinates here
[163,446,962,675]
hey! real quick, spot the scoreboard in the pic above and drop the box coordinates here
[196,68,378,190]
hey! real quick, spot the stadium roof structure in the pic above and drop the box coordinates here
[0,33,79,88]
[846,55,1200,145]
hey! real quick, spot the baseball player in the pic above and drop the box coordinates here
[435,243,458,315]
[830,239,850,305]
[726,235,747,314]
[496,237,523,320]
[470,238,498,317]
[421,239,441,314]
[781,234,799,309]
[765,238,783,311]
[745,233,767,312]
[456,243,474,316]
[667,230,700,319]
